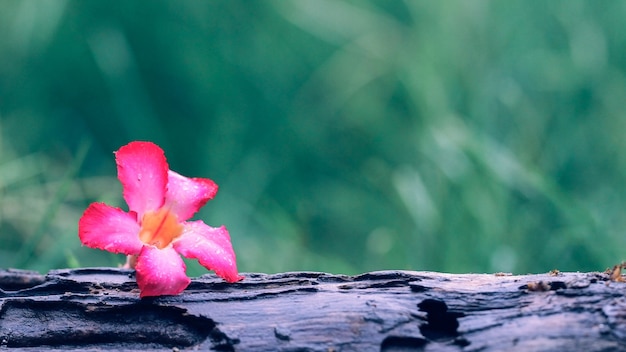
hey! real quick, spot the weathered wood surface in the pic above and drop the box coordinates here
[1,268,625,351]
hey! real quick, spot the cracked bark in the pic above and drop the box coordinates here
[1,268,625,351]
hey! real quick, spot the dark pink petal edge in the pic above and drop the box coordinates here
[115,141,168,218]
[165,170,218,221]
[135,245,191,297]
[78,202,143,256]
[174,221,243,283]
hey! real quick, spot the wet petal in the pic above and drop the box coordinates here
[115,141,168,218]
[135,245,191,297]
[165,170,218,221]
[78,202,142,255]
[174,221,243,283]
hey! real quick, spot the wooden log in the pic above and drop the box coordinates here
[1,268,625,351]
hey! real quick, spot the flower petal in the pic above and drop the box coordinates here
[165,170,218,221]
[78,202,142,255]
[174,221,243,283]
[115,141,168,218]
[134,245,191,297]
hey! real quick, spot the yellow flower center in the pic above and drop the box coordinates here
[139,208,183,249]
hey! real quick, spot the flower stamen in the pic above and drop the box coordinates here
[139,208,183,249]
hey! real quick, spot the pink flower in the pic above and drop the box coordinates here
[79,141,242,297]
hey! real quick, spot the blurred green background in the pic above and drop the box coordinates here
[1,0,626,276]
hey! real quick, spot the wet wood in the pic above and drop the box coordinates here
[1,268,625,351]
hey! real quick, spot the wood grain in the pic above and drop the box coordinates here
[1,268,625,351]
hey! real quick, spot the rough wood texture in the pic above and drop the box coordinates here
[1,268,625,351]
